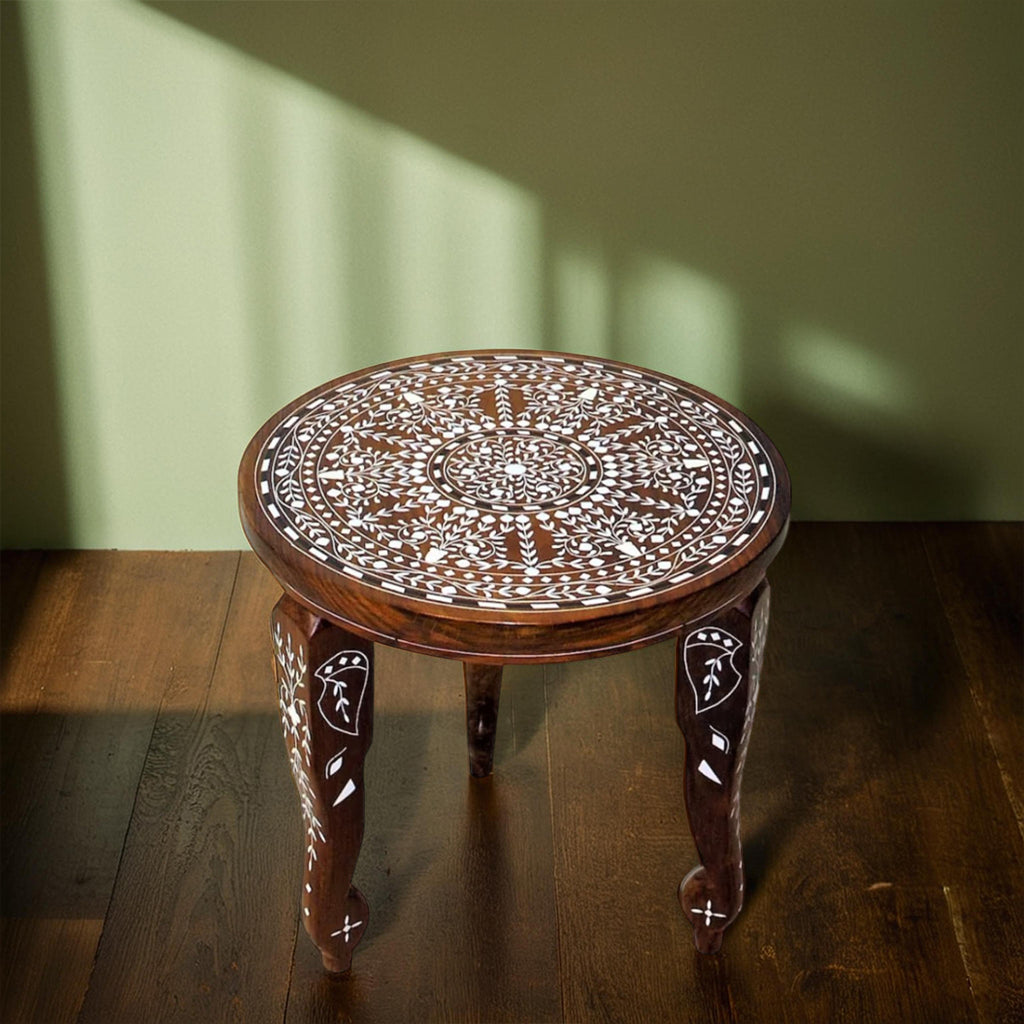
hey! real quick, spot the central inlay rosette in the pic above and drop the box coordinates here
[427,428,601,511]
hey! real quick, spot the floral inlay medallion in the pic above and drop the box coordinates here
[256,353,778,610]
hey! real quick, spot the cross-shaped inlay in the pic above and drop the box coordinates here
[331,913,364,944]
[690,898,727,927]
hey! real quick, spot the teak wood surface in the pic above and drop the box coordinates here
[238,350,791,966]
[1,524,1022,1022]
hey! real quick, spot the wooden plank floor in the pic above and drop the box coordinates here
[1,524,1021,1023]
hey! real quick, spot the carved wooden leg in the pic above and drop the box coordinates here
[271,595,373,973]
[464,662,502,778]
[675,579,770,954]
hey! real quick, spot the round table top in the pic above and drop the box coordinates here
[239,350,790,662]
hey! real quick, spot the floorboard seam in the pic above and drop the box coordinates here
[75,552,242,1023]
[281,908,301,1023]
[6,531,1016,1020]
[74,704,160,1021]
[941,885,980,1016]
[542,666,567,1024]
[196,552,242,719]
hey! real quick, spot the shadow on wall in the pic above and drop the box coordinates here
[1,3,70,547]
[2,0,1021,547]
[143,0,1024,524]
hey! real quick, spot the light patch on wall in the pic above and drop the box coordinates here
[383,130,542,355]
[20,0,542,548]
[782,324,918,431]
[618,254,740,401]
[551,227,612,357]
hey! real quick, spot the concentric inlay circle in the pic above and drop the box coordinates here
[428,429,601,511]
[254,353,780,611]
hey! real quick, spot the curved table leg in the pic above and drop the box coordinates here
[464,662,502,777]
[675,579,770,953]
[271,595,373,973]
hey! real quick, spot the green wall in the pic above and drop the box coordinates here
[2,0,1021,549]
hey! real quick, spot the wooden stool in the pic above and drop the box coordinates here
[238,350,790,971]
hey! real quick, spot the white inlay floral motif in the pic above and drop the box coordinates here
[429,431,594,507]
[256,354,778,610]
[691,899,728,927]
[683,628,744,714]
[314,650,370,737]
[274,623,324,871]
[331,914,363,944]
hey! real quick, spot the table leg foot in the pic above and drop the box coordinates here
[321,952,347,974]
[675,579,770,953]
[679,866,726,954]
[464,662,502,777]
[272,595,374,972]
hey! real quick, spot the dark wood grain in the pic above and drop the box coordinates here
[544,641,727,1022]
[920,522,1024,1021]
[76,554,297,1023]
[1,917,102,1024]
[748,524,1019,1023]
[3,527,1020,1020]
[1,552,239,1024]
[542,524,1024,1023]
[0,550,44,674]
[464,662,502,777]
[921,523,1023,834]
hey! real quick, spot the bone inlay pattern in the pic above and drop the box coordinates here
[256,354,779,610]
[273,624,323,872]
